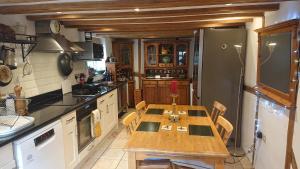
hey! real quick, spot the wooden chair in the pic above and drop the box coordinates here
[122,112,139,135]
[136,100,147,117]
[210,101,227,124]
[171,117,233,169]
[216,116,233,145]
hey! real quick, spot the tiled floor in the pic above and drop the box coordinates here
[83,109,253,169]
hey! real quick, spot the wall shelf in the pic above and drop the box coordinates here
[0,34,37,62]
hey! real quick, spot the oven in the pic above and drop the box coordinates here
[76,100,97,152]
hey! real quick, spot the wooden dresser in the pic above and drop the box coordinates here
[143,79,190,105]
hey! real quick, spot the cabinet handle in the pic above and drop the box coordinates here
[66,117,75,124]
[68,131,73,135]
[100,100,105,103]
[109,94,114,97]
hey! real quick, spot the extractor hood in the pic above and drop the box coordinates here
[32,20,84,53]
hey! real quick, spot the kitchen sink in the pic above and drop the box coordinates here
[0,116,35,137]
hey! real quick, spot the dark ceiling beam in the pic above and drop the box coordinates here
[0,0,289,14]
[26,4,278,21]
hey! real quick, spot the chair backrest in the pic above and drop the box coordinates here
[122,112,139,135]
[216,116,233,145]
[210,101,227,124]
[135,101,146,117]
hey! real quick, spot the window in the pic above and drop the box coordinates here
[87,60,106,72]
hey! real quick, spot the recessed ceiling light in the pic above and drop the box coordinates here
[56,12,62,14]
[225,3,233,6]
[134,8,140,12]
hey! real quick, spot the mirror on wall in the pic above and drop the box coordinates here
[256,19,299,107]
[259,32,291,93]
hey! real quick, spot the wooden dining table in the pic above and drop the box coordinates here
[126,104,230,169]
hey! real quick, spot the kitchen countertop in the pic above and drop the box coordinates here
[0,81,126,147]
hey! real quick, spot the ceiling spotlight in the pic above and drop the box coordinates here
[134,8,140,12]
[56,12,62,14]
[225,3,233,6]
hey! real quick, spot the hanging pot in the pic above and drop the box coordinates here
[0,65,13,86]
[58,53,73,76]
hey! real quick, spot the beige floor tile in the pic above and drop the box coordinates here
[91,159,120,169]
[122,152,128,161]
[101,148,125,160]
[116,129,129,140]
[110,138,128,149]
[240,157,254,169]
[116,160,128,169]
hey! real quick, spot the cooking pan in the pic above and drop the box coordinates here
[0,64,13,86]
[58,53,73,76]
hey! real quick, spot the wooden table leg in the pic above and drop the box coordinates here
[128,152,137,169]
[215,159,224,169]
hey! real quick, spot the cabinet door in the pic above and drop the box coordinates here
[143,81,158,104]
[176,43,189,67]
[97,97,108,136]
[157,81,171,104]
[145,43,158,67]
[61,111,78,169]
[119,43,133,67]
[107,91,118,125]
[128,81,135,107]
[177,82,190,105]
[158,43,174,67]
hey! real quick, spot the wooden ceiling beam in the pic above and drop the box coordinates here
[96,30,195,38]
[0,0,288,14]
[74,20,249,32]
[61,13,260,26]
[26,4,278,21]
[0,0,54,4]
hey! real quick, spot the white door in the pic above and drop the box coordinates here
[61,111,78,169]
[107,90,118,130]
[97,96,108,136]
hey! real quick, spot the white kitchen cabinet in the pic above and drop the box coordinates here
[61,111,78,169]
[97,89,118,139]
[97,95,109,137]
[0,143,15,169]
[106,89,118,131]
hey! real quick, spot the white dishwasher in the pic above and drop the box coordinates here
[13,120,65,169]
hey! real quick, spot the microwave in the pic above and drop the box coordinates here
[74,42,104,60]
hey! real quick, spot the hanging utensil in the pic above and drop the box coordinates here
[23,58,32,77]
[0,65,13,86]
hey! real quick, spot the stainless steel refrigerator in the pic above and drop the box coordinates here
[192,28,247,146]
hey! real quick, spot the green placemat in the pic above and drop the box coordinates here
[146,109,164,115]
[136,121,161,132]
[188,110,207,117]
[189,125,214,136]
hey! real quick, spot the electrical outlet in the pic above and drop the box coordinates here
[262,134,267,143]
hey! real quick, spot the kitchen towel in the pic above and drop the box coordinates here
[91,109,101,138]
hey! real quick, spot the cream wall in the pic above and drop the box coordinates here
[0,14,87,97]
[241,1,300,168]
